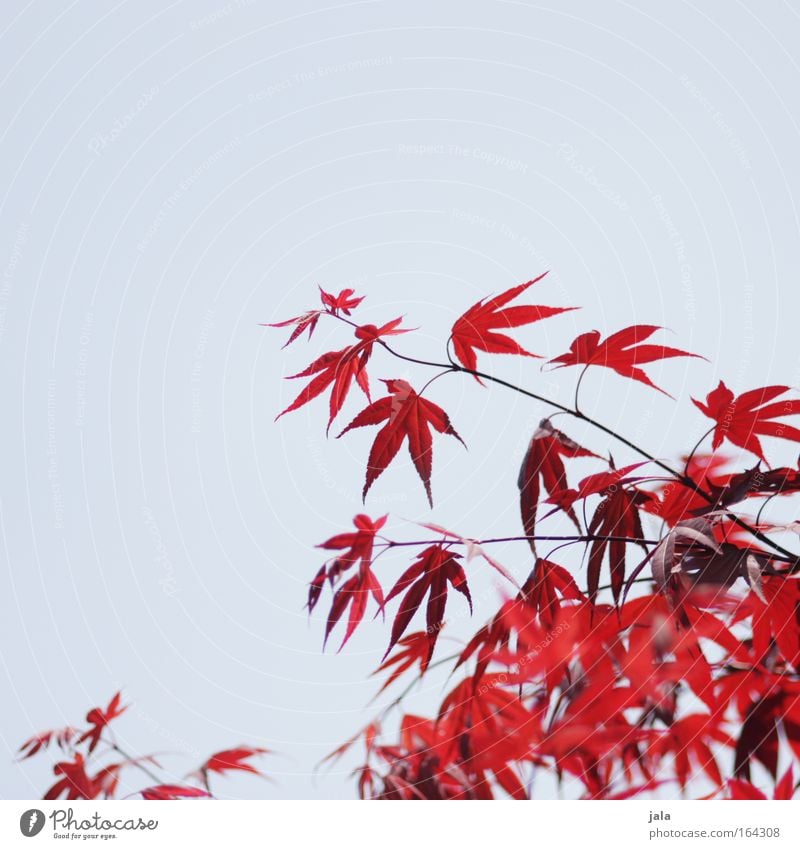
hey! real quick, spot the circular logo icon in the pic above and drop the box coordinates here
[19,809,45,837]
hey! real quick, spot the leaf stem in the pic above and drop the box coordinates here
[108,742,162,786]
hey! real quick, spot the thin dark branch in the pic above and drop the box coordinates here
[379,534,660,549]
[683,426,715,477]
[371,335,799,566]
[320,311,798,566]
[109,742,161,785]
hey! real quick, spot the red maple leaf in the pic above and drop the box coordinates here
[372,631,433,693]
[277,319,409,430]
[265,287,365,348]
[647,713,732,789]
[747,575,800,668]
[692,381,800,463]
[309,514,387,614]
[338,379,465,506]
[457,558,584,682]
[643,453,733,526]
[94,756,161,799]
[383,544,472,664]
[548,324,702,396]
[140,784,213,800]
[450,272,575,374]
[76,691,127,753]
[319,287,364,315]
[265,310,322,349]
[517,418,597,540]
[191,747,269,789]
[522,557,586,628]
[586,487,652,604]
[316,514,386,576]
[556,462,650,510]
[728,765,797,800]
[323,565,385,650]
[44,753,99,800]
[17,727,77,761]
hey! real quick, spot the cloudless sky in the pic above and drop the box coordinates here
[2,0,800,799]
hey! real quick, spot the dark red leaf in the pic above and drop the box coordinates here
[383,545,472,664]
[517,418,597,541]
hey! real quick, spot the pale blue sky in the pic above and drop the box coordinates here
[2,0,800,799]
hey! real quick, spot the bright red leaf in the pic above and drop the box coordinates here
[450,272,575,375]
[339,379,465,506]
[277,318,409,430]
[372,631,433,693]
[191,747,269,789]
[647,714,732,789]
[44,754,99,801]
[76,691,127,754]
[17,727,76,761]
[265,287,365,348]
[692,381,800,463]
[319,287,364,315]
[548,324,702,396]
[140,784,213,800]
[309,514,387,613]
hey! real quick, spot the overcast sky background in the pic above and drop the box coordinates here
[2,0,800,800]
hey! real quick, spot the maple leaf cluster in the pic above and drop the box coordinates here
[270,277,800,801]
[17,691,268,801]
[19,276,800,802]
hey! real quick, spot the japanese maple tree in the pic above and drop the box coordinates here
[271,280,800,801]
[19,279,800,802]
